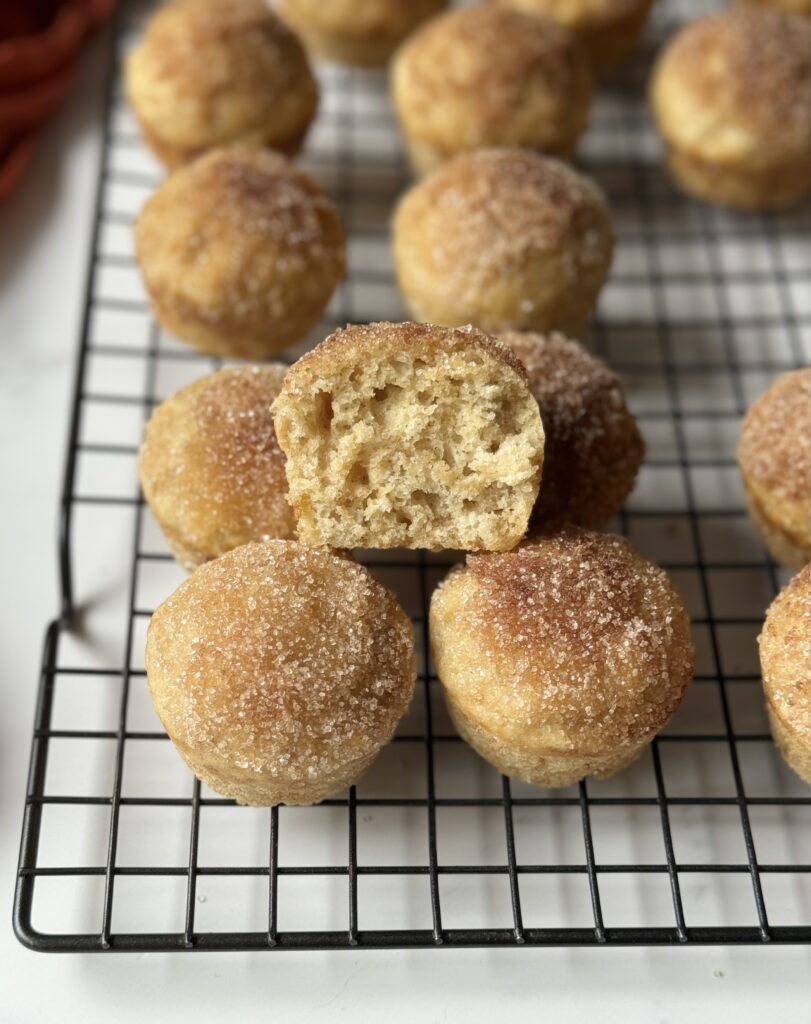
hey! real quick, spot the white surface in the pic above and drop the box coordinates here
[2,18,811,1024]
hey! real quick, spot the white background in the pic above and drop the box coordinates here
[1,25,810,1024]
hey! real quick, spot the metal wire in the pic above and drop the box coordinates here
[13,0,811,952]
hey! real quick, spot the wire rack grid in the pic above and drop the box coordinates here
[13,0,811,953]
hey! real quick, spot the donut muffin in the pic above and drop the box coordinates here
[391,6,592,175]
[430,530,694,788]
[126,0,318,169]
[650,9,811,210]
[146,541,417,805]
[134,147,345,359]
[738,368,811,569]
[271,322,545,552]
[139,365,295,571]
[393,150,613,337]
[500,331,644,531]
[760,563,811,785]
[492,0,653,73]
[279,0,447,67]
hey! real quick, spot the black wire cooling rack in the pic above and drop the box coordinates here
[14,0,811,952]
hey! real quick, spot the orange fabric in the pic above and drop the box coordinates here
[0,0,114,201]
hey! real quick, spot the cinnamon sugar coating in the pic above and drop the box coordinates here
[146,541,417,806]
[500,331,643,530]
[391,6,592,174]
[738,367,811,569]
[760,563,811,784]
[430,529,694,787]
[393,149,613,337]
[139,365,295,571]
[134,147,346,359]
[651,8,811,209]
[126,0,318,169]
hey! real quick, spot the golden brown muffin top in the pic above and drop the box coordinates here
[148,146,338,247]
[433,528,694,753]
[500,331,644,528]
[146,541,416,778]
[393,6,590,134]
[467,532,681,654]
[134,147,345,325]
[281,320,529,392]
[738,368,811,503]
[126,0,318,155]
[760,562,811,740]
[394,149,612,288]
[392,6,592,157]
[652,9,811,162]
[131,0,309,83]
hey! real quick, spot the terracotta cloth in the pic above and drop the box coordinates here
[0,0,114,201]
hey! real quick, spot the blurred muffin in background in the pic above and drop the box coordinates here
[134,147,345,359]
[279,0,447,67]
[392,5,592,175]
[651,8,811,210]
[491,0,653,74]
[126,0,318,169]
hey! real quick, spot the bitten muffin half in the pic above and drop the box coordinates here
[146,541,417,806]
[139,365,295,570]
[134,147,345,359]
[430,529,694,788]
[760,563,811,786]
[651,8,811,210]
[391,5,592,175]
[738,367,811,570]
[126,0,318,169]
[272,321,545,552]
